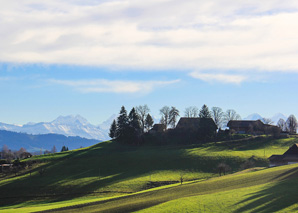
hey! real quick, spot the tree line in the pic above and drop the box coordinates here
[109,104,243,144]
[277,115,298,134]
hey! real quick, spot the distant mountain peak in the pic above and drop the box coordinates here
[52,115,89,125]
[243,113,263,121]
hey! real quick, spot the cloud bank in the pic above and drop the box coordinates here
[49,79,180,94]
[1,1,298,83]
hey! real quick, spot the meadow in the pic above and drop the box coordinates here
[0,135,297,212]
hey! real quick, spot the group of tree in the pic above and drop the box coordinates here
[184,105,241,129]
[109,105,154,144]
[159,106,180,129]
[0,145,32,162]
[277,115,298,134]
[110,104,243,144]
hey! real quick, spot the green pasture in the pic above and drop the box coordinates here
[0,135,297,212]
[36,162,298,212]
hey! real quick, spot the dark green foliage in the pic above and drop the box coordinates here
[113,106,142,144]
[116,106,129,141]
[145,114,154,132]
[109,119,117,139]
[199,104,211,118]
[61,146,69,152]
[127,107,142,145]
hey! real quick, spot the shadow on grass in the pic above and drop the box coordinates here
[234,167,298,212]
[0,140,267,209]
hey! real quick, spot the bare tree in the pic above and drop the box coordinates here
[286,115,297,134]
[262,118,273,124]
[277,118,286,131]
[217,163,231,176]
[169,107,180,128]
[136,105,150,133]
[51,146,57,153]
[211,107,224,129]
[160,106,171,129]
[224,109,241,125]
[184,106,198,117]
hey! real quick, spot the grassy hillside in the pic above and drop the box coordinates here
[0,136,297,212]
[44,163,298,213]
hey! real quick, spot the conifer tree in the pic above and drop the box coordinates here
[129,107,141,131]
[109,119,117,139]
[128,107,142,144]
[199,104,211,118]
[116,106,129,140]
[145,113,154,132]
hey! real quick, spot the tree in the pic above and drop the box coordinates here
[160,106,171,129]
[136,105,150,133]
[169,106,180,128]
[109,119,117,139]
[286,115,297,134]
[116,106,129,140]
[51,146,57,153]
[224,109,241,125]
[184,106,198,117]
[217,162,231,176]
[262,118,273,124]
[199,104,211,118]
[277,118,286,131]
[211,107,224,128]
[144,113,154,132]
[128,107,141,131]
[61,146,68,152]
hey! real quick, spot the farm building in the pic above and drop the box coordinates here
[176,117,217,132]
[269,144,298,167]
[149,124,166,133]
[227,120,280,135]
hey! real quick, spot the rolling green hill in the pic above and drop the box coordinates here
[0,136,297,212]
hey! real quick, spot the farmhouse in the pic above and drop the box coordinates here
[176,117,217,133]
[227,120,280,135]
[149,124,166,133]
[269,144,298,167]
[0,164,12,173]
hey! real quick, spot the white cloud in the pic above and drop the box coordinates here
[1,0,298,83]
[49,79,180,94]
[189,72,247,84]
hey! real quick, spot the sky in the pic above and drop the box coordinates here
[1,0,298,125]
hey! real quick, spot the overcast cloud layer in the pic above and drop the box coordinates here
[1,1,298,84]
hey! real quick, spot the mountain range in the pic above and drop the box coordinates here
[0,130,100,152]
[0,115,113,141]
[243,113,287,124]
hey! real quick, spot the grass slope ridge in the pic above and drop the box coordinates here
[40,163,298,213]
[0,136,297,212]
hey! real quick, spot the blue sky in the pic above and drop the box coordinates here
[1,1,298,124]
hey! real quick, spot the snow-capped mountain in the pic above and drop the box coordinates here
[243,113,288,125]
[271,113,287,124]
[98,114,117,131]
[0,115,110,141]
[243,113,263,121]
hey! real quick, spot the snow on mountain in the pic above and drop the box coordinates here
[271,113,287,124]
[243,113,263,121]
[98,114,117,130]
[0,115,110,141]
